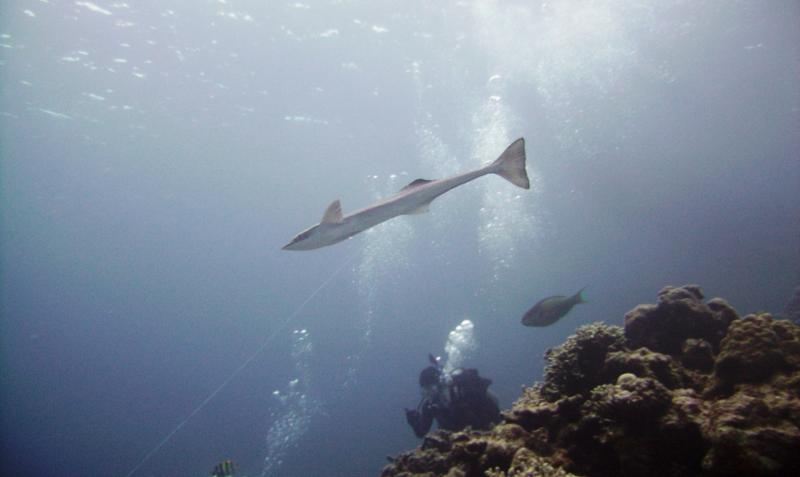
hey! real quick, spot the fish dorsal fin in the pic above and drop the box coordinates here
[321,200,343,224]
[399,178,434,192]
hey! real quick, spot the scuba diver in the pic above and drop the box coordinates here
[404,354,501,438]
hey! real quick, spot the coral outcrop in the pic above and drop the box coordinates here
[381,285,800,477]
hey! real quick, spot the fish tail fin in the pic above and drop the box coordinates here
[575,287,587,303]
[490,138,530,189]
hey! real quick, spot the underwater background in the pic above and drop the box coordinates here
[0,1,798,476]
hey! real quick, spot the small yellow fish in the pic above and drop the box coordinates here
[521,288,586,327]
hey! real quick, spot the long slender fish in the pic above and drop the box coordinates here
[283,138,529,251]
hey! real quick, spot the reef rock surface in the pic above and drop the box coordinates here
[381,285,800,477]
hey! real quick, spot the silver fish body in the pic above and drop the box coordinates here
[283,138,529,251]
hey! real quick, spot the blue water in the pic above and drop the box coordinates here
[1,2,798,476]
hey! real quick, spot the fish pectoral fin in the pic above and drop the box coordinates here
[321,199,343,224]
[399,178,434,192]
[406,203,430,215]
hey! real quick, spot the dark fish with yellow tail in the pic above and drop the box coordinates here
[521,289,586,327]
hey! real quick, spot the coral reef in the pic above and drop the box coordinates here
[381,285,800,477]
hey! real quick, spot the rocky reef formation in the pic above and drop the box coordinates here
[381,285,800,477]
